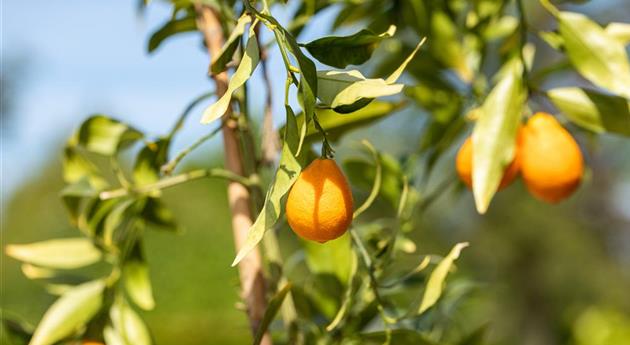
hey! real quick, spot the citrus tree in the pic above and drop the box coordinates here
[3,0,630,344]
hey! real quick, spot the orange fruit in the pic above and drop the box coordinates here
[455,134,521,190]
[285,158,353,243]
[520,112,583,203]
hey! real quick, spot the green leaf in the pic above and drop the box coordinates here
[211,14,252,74]
[60,179,100,226]
[316,39,423,113]
[201,23,260,124]
[124,242,155,310]
[103,199,138,248]
[317,70,403,112]
[232,108,302,267]
[302,25,396,68]
[430,11,472,81]
[103,325,127,345]
[556,10,630,97]
[133,139,169,187]
[359,329,437,345]
[253,283,292,345]
[5,238,101,269]
[29,280,105,345]
[62,146,107,188]
[147,16,197,53]
[304,232,352,284]
[472,60,525,214]
[352,140,382,219]
[141,198,178,232]
[548,87,630,136]
[325,251,359,331]
[110,297,152,345]
[539,31,564,50]
[417,242,468,314]
[77,115,143,156]
[606,22,630,45]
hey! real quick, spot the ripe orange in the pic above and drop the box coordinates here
[520,112,583,203]
[455,134,521,190]
[285,158,353,243]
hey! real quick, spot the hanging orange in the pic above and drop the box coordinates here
[520,112,584,203]
[285,159,353,243]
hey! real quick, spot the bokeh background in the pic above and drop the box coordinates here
[2,1,630,344]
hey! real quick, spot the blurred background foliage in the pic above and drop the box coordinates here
[2,0,630,344]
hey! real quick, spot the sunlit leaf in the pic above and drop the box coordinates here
[303,25,396,68]
[472,60,525,214]
[147,16,197,53]
[417,242,469,314]
[133,139,169,187]
[317,70,403,113]
[29,280,105,345]
[606,22,630,45]
[62,146,107,188]
[110,297,152,345]
[232,108,301,266]
[253,283,292,345]
[5,238,101,270]
[103,325,127,345]
[103,199,137,248]
[211,14,252,74]
[124,242,155,310]
[201,23,260,124]
[77,115,143,156]
[548,87,630,136]
[555,9,630,97]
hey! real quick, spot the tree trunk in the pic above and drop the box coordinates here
[195,5,271,344]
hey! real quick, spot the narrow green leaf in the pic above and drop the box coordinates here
[103,199,137,248]
[77,115,143,156]
[232,108,301,267]
[201,24,260,124]
[385,38,426,84]
[548,87,630,136]
[539,31,564,50]
[253,283,292,345]
[303,25,396,68]
[110,297,152,345]
[211,14,252,74]
[124,243,155,310]
[20,264,57,280]
[472,60,525,214]
[417,242,469,314]
[29,280,105,345]
[557,10,630,97]
[430,10,472,81]
[326,251,359,331]
[352,140,382,219]
[5,238,101,269]
[317,70,403,112]
[147,16,197,53]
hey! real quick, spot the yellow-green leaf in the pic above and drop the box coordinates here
[6,238,101,270]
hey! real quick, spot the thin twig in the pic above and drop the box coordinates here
[161,125,222,175]
[99,168,253,200]
[168,92,214,139]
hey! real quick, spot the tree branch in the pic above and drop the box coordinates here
[195,4,272,344]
